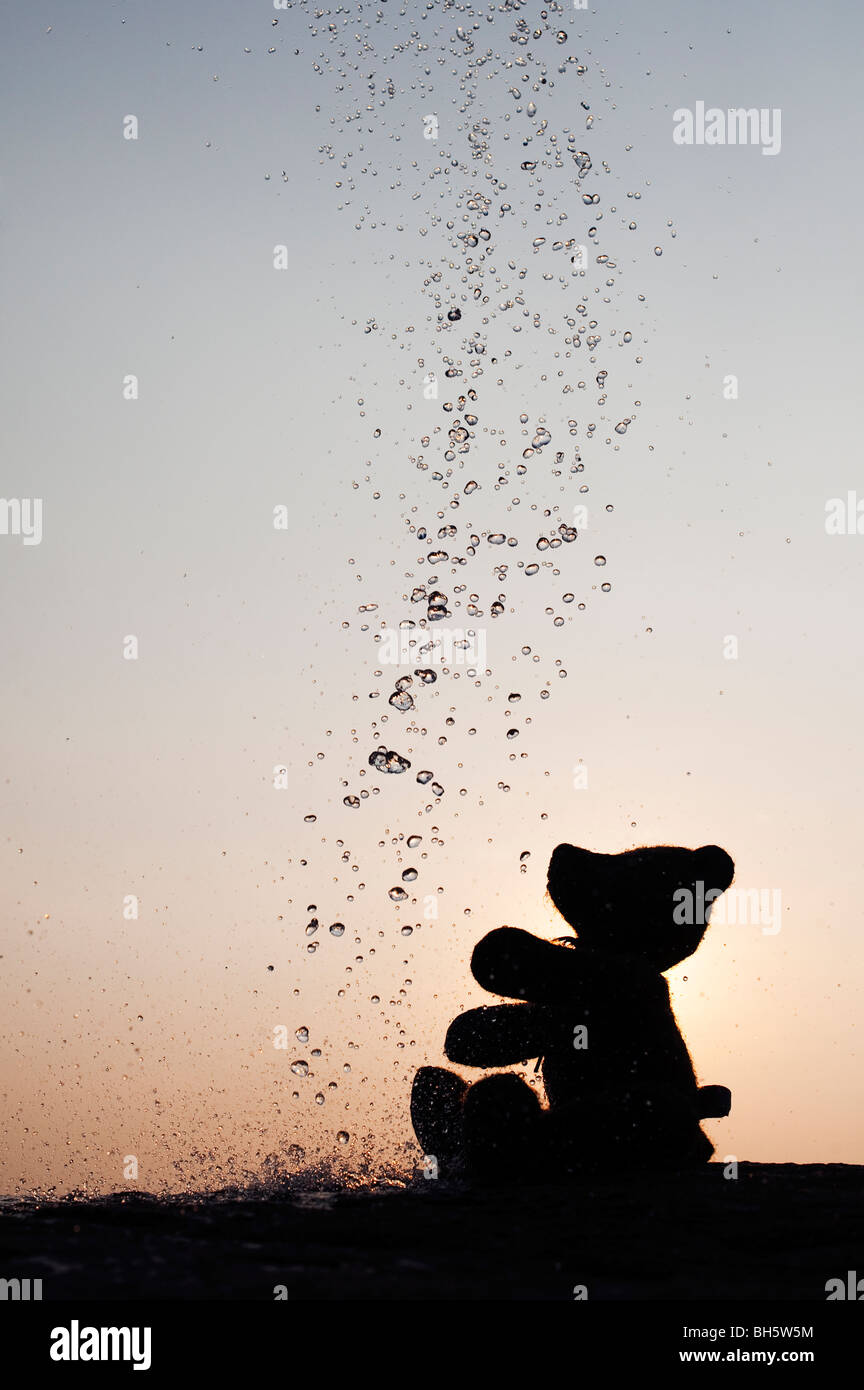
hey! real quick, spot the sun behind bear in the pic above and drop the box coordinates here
[411,841,736,1180]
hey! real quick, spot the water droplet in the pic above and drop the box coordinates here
[368,748,411,774]
[389,689,415,712]
[291,1060,309,1077]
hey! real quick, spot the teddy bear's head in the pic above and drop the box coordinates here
[547,842,735,971]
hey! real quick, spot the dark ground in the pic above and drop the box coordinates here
[1,1163,861,1301]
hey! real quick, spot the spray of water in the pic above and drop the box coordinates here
[273,0,671,1190]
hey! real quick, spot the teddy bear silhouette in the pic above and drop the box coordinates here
[411,842,736,1179]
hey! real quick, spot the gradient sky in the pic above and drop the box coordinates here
[1,0,862,1194]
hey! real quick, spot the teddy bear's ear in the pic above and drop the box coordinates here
[548,843,601,871]
[695,845,735,892]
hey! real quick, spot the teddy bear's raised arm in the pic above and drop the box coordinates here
[470,925,625,1004]
[444,1003,546,1067]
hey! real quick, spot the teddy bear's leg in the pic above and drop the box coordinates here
[618,1083,714,1168]
[410,1066,468,1177]
[461,1073,545,1181]
[547,1095,632,1174]
[549,1086,714,1174]
[691,1124,715,1164]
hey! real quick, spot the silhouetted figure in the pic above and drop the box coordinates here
[411,842,735,1180]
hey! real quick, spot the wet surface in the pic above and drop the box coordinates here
[2,1163,860,1300]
